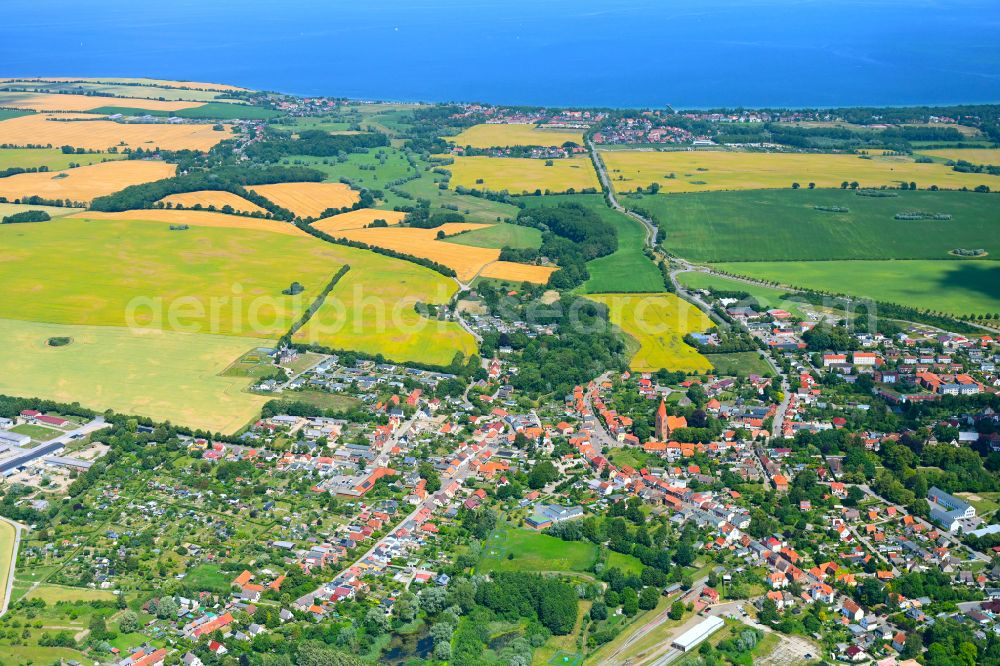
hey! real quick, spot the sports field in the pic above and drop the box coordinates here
[448,123,584,148]
[73,209,306,235]
[642,189,999,262]
[0,92,202,113]
[0,147,124,171]
[443,222,542,250]
[587,293,713,372]
[0,318,267,433]
[601,149,996,193]
[447,155,600,194]
[159,190,267,215]
[0,160,175,204]
[248,182,359,218]
[0,113,231,151]
[712,259,1000,315]
[312,208,407,234]
[917,148,1000,164]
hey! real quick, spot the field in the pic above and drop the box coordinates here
[312,208,407,234]
[248,181,359,218]
[0,318,268,433]
[443,222,542,250]
[675,271,806,318]
[0,202,81,218]
[0,92,203,112]
[0,113,232,151]
[0,76,247,93]
[0,159,175,204]
[705,351,775,378]
[587,293,713,372]
[478,261,557,283]
[9,423,61,441]
[0,147,124,171]
[73,209,306,236]
[712,259,1000,316]
[0,519,15,613]
[91,102,280,120]
[917,148,1000,164]
[601,149,997,193]
[23,583,116,604]
[280,149,417,192]
[448,123,584,148]
[278,390,362,413]
[606,550,645,575]
[0,217,345,336]
[294,255,477,366]
[447,155,600,194]
[479,525,597,574]
[639,189,999,262]
[159,189,267,215]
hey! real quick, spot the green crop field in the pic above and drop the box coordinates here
[281,148,416,190]
[443,222,542,250]
[0,318,268,433]
[713,259,1000,316]
[479,525,597,574]
[0,148,123,171]
[639,189,999,262]
[90,102,280,120]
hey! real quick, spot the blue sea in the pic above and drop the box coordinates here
[2,0,999,108]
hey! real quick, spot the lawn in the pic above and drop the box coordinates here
[521,194,664,293]
[479,525,598,574]
[587,293,713,373]
[9,423,61,441]
[0,520,15,613]
[181,563,235,593]
[639,189,999,262]
[0,318,269,433]
[443,222,542,250]
[606,550,645,575]
[712,259,1000,316]
[955,492,1000,516]
[601,149,997,193]
[706,352,775,378]
[447,155,600,195]
[448,123,584,148]
[0,147,123,171]
[279,390,362,413]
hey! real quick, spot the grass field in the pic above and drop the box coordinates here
[0,318,268,433]
[249,181,359,218]
[917,148,1000,164]
[280,149,417,192]
[676,271,799,308]
[0,519,15,614]
[601,149,997,193]
[639,189,999,262]
[0,113,232,151]
[0,92,203,113]
[181,564,236,593]
[587,293,713,372]
[73,208,306,235]
[479,525,598,574]
[9,423,61,441]
[606,550,645,575]
[312,208,407,234]
[713,259,1000,315]
[0,202,82,218]
[24,583,116,603]
[443,222,543,250]
[448,123,584,148]
[0,147,124,171]
[91,101,280,120]
[955,492,1000,516]
[159,189,267,215]
[447,155,600,194]
[279,390,362,413]
[0,159,175,204]
[706,351,775,378]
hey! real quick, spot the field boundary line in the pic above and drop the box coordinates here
[279,264,351,346]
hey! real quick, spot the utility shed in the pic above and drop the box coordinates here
[672,616,724,652]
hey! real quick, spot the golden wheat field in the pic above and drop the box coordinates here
[0,113,232,151]
[159,190,267,215]
[312,208,407,234]
[248,182,360,218]
[338,223,500,282]
[478,261,557,284]
[0,160,175,204]
[447,155,600,194]
[600,149,997,193]
[917,148,1000,165]
[69,209,308,236]
[449,123,584,148]
[0,92,203,113]
[0,77,248,92]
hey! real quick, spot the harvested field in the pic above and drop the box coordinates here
[0,202,82,218]
[68,209,306,236]
[447,155,600,194]
[449,123,584,148]
[312,208,407,234]
[158,190,267,215]
[0,160,174,204]
[337,223,499,282]
[0,113,232,151]
[248,182,359,218]
[0,92,202,113]
[601,149,997,193]
[0,77,248,92]
[917,148,1000,164]
[478,261,556,284]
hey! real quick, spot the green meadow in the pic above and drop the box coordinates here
[444,222,542,250]
[479,525,598,574]
[0,147,123,171]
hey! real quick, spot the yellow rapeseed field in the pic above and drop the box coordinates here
[478,261,557,284]
[447,155,600,194]
[69,209,307,237]
[0,160,175,204]
[601,149,998,193]
[449,123,584,148]
[312,208,407,234]
[0,113,232,151]
[159,190,267,215]
[0,92,203,112]
[249,182,360,218]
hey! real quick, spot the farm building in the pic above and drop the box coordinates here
[672,615,724,652]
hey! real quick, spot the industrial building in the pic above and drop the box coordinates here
[672,615,724,652]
